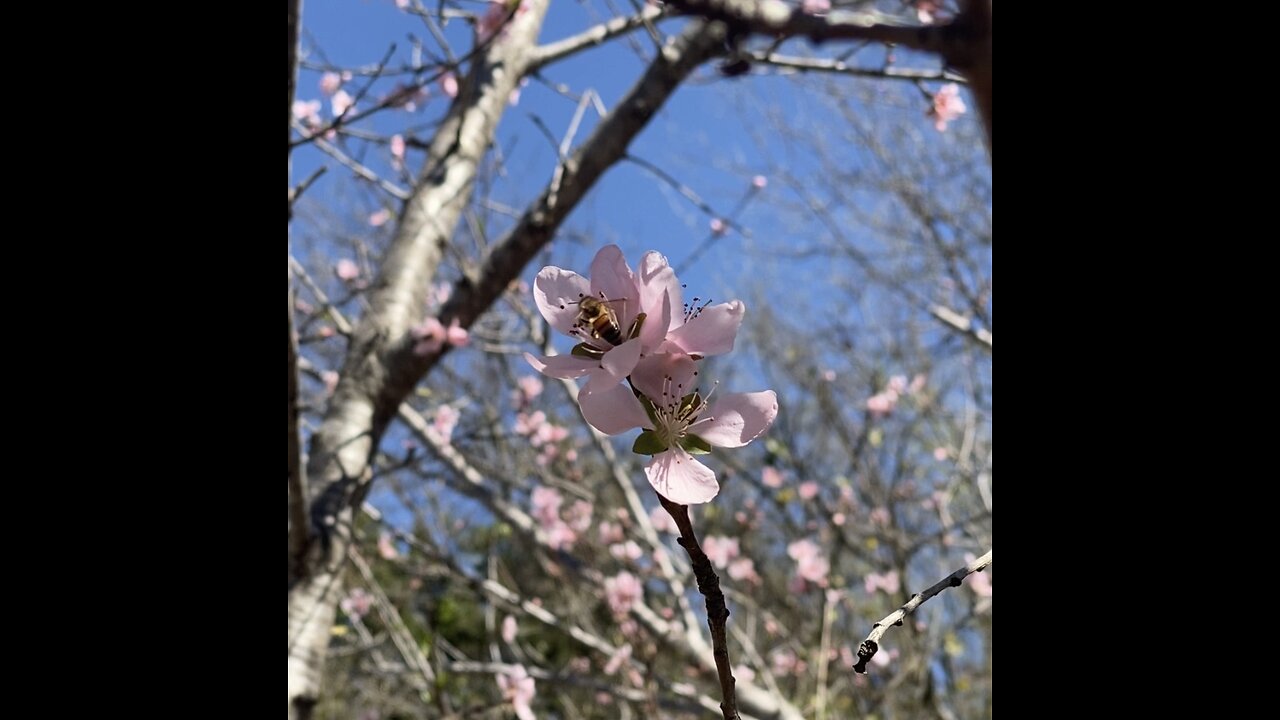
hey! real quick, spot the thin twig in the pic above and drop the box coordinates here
[854,549,992,673]
[528,5,667,70]
[658,494,739,720]
[289,166,329,218]
[929,304,992,350]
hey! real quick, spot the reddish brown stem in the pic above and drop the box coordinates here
[658,493,739,720]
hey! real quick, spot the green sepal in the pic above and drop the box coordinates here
[638,393,661,428]
[571,342,605,360]
[632,430,668,456]
[680,433,712,455]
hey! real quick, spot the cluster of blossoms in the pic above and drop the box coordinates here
[514,410,577,466]
[702,535,760,584]
[525,245,778,505]
[530,485,592,551]
[410,283,469,356]
[495,665,536,720]
[787,538,830,590]
[339,588,373,621]
[866,373,927,416]
[929,83,967,132]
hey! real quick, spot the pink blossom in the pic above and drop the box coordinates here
[378,532,400,560]
[770,648,807,676]
[396,0,410,8]
[649,506,678,534]
[929,83,967,132]
[544,521,577,550]
[530,486,564,526]
[888,375,909,395]
[870,506,891,527]
[566,499,593,533]
[598,520,624,545]
[318,326,335,339]
[832,512,847,526]
[496,666,536,720]
[762,466,784,488]
[798,481,819,500]
[604,571,643,617]
[331,89,355,117]
[751,174,768,189]
[933,447,949,461]
[916,1,940,23]
[801,0,830,14]
[604,643,633,675]
[514,375,543,406]
[477,1,510,42]
[340,588,373,620]
[965,553,992,597]
[709,217,727,235]
[322,370,339,396]
[439,72,459,99]
[390,134,406,166]
[445,318,469,347]
[727,557,759,583]
[822,369,837,382]
[319,72,343,96]
[292,99,322,126]
[864,570,901,595]
[610,540,643,562]
[502,615,518,643]
[369,209,391,227]
[412,317,447,355]
[735,665,756,683]
[433,405,460,441]
[702,535,740,569]
[866,390,898,415]
[509,77,528,107]
[513,410,546,436]
[787,539,830,587]
[335,258,360,281]
[578,353,777,505]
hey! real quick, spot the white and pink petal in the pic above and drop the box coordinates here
[523,351,596,380]
[666,300,745,357]
[534,267,591,335]
[645,448,719,505]
[693,390,778,449]
[579,383,650,436]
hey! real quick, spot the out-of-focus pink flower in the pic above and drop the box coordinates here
[866,390,898,415]
[396,0,410,8]
[566,500,593,533]
[933,447,949,461]
[378,532,400,560]
[320,72,343,96]
[871,648,898,668]
[916,0,940,23]
[322,370,339,396]
[502,615,518,643]
[332,89,356,117]
[909,373,927,394]
[433,405,460,441]
[727,557,759,583]
[801,0,831,14]
[390,134,406,166]
[292,99,322,126]
[929,83,967,132]
[702,535,740,569]
[649,505,678,534]
[751,175,768,189]
[412,317,447,356]
[762,466,784,488]
[832,512,847,526]
[513,375,543,406]
[787,539,830,587]
[709,217,727,235]
[369,209,391,227]
[798,481,819,500]
[340,588,373,620]
[888,375,909,395]
[965,553,992,597]
[335,258,360,281]
[611,540,644,562]
[598,521,624,545]
[318,326,336,339]
[770,648,807,676]
[509,77,528,107]
[445,318,469,347]
[604,571,643,617]
[604,643,632,675]
[822,369,837,382]
[496,666,536,720]
[841,646,856,668]
[870,506,891,527]
[735,665,756,683]
[864,570,901,595]
[514,410,546,436]
[531,486,563,526]
[439,72,459,98]
[544,521,577,550]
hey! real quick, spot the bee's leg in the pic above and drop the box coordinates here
[627,312,647,341]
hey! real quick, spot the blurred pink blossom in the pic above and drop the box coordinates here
[335,258,360,281]
[566,500,593,533]
[445,318,469,347]
[292,99,322,126]
[610,540,644,562]
[702,536,740,569]
[319,72,343,96]
[735,665,756,683]
[933,447,949,461]
[412,317,447,355]
[709,217,727,235]
[369,209,391,227]
[340,588,373,620]
[870,506,891,527]
[916,1,940,23]
[822,369,837,382]
[502,615,518,643]
[832,512,847,526]
[514,375,543,405]
[864,570,901,595]
[531,486,563,526]
[477,1,509,41]
[866,390,898,415]
[322,370,339,396]
[727,557,759,583]
[888,375,908,395]
[787,539,830,587]
[802,0,830,14]
[378,532,400,560]
[649,506,678,534]
[439,72,459,98]
[751,174,768,189]
[514,410,547,436]
[909,374,927,394]
[331,89,355,117]
[604,571,643,617]
[318,326,335,339]
[798,481,819,500]
[762,466,784,488]
[965,553,992,597]
[433,405,460,441]
[509,77,529,107]
[390,134,406,166]
[544,521,577,550]
[598,521,624,545]
[496,666,536,720]
[929,83,967,132]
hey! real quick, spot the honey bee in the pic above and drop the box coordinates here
[572,295,645,348]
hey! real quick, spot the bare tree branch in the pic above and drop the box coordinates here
[529,5,667,70]
[750,51,965,83]
[930,304,991,351]
[854,549,992,673]
[289,289,309,580]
